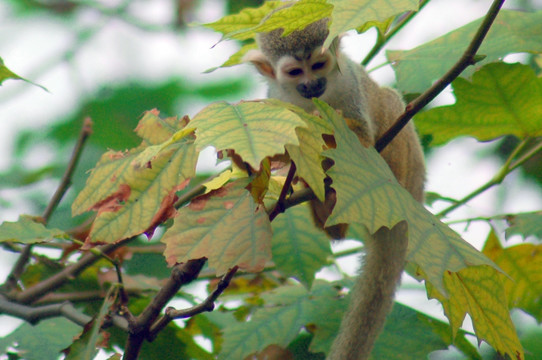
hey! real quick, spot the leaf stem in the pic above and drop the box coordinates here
[362,0,431,66]
[437,138,542,218]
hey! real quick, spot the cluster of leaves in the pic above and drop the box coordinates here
[1,0,542,359]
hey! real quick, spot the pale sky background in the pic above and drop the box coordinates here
[1,0,541,358]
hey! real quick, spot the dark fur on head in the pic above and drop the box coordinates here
[257,18,329,63]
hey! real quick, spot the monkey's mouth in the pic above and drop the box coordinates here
[296,78,327,99]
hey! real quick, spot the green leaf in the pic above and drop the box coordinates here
[0,57,48,91]
[190,101,306,170]
[504,211,542,240]
[219,281,346,360]
[389,10,542,94]
[65,287,118,360]
[0,216,68,244]
[427,265,524,360]
[268,99,333,202]
[371,303,478,360]
[162,179,272,275]
[0,319,80,359]
[271,203,332,289]
[314,99,497,293]
[483,231,542,322]
[203,1,284,40]
[325,0,418,48]
[415,63,542,146]
[205,42,258,73]
[252,0,332,37]
[72,111,197,243]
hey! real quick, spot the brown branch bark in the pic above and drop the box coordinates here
[147,266,239,340]
[123,258,207,360]
[4,118,93,293]
[375,0,505,152]
[12,238,132,304]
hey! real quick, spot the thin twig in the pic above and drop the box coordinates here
[0,295,91,326]
[43,117,93,222]
[437,139,542,218]
[3,118,93,293]
[375,0,505,152]
[362,0,431,66]
[123,258,207,360]
[12,238,133,305]
[147,266,239,340]
[268,162,297,221]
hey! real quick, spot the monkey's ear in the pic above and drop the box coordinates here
[243,49,276,79]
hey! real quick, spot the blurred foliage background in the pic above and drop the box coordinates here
[1,1,541,358]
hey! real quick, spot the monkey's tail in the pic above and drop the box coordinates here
[327,220,408,360]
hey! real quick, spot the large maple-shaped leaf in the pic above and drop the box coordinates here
[415,63,542,146]
[483,231,542,322]
[271,203,332,289]
[388,10,542,94]
[427,265,524,360]
[161,179,272,274]
[325,0,418,48]
[189,101,306,170]
[72,111,197,243]
[315,99,496,292]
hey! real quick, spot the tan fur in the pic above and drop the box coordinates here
[245,16,425,360]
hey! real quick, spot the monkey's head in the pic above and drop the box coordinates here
[244,18,339,102]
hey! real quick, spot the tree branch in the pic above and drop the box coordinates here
[268,162,297,221]
[3,118,93,293]
[375,0,505,152]
[123,258,207,360]
[147,266,239,341]
[42,117,93,223]
[0,295,90,326]
[12,238,132,305]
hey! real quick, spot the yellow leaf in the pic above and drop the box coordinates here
[203,169,234,194]
[248,158,271,203]
[483,230,542,322]
[190,101,306,170]
[162,179,272,275]
[427,266,524,360]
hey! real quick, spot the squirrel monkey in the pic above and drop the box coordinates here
[245,17,425,360]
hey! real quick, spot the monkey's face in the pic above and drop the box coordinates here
[275,47,336,100]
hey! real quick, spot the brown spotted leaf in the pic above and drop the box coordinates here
[72,111,197,243]
[162,179,272,275]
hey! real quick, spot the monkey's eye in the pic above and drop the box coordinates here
[287,68,303,76]
[312,61,326,70]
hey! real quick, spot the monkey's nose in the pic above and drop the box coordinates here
[296,78,327,99]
